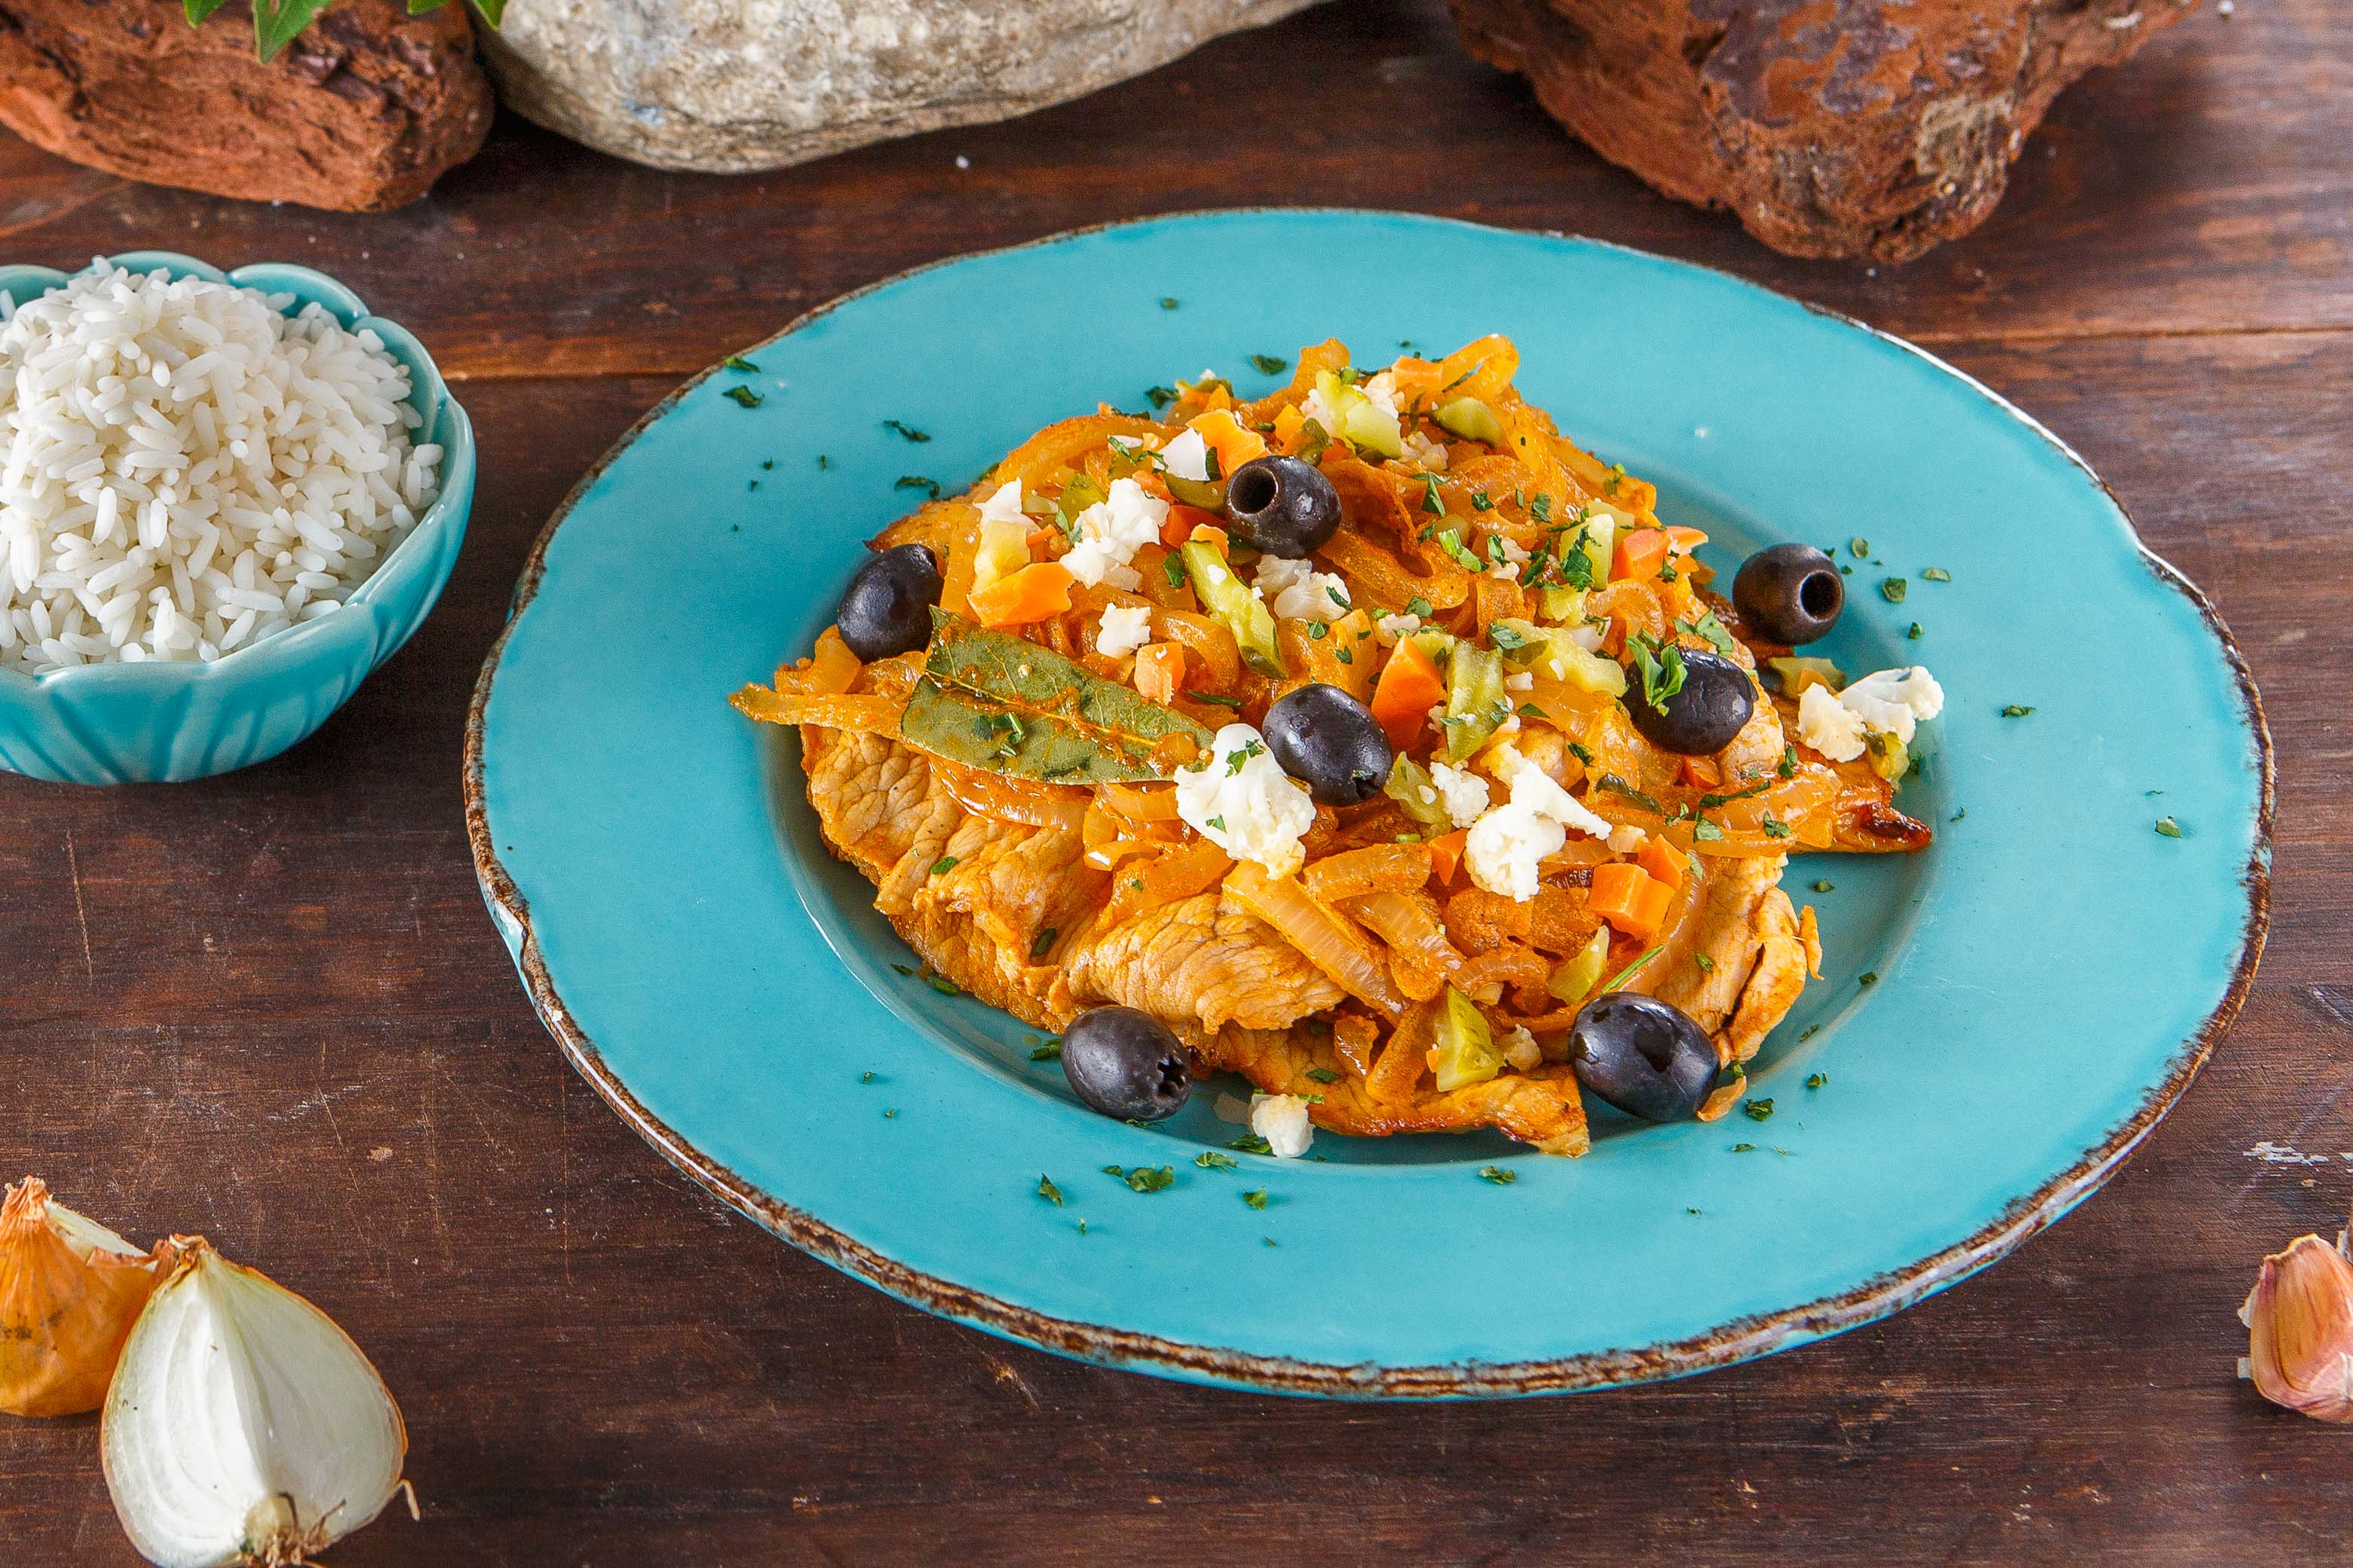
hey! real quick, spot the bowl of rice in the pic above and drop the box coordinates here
[0,251,474,784]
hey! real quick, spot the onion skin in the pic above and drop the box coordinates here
[0,1177,157,1417]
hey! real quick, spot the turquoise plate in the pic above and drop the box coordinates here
[466,212,2269,1396]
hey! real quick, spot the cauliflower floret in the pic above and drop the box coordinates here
[1250,1092,1315,1158]
[1373,611,1422,646]
[1402,429,1450,470]
[1254,555,1352,621]
[1096,603,1153,658]
[1838,666,1946,745]
[1159,427,1212,483]
[1173,723,1316,878]
[1428,762,1491,829]
[1062,477,1169,591]
[1797,684,1867,761]
[1465,748,1614,900]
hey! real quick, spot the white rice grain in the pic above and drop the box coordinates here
[0,260,439,674]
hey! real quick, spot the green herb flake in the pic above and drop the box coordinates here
[1037,1174,1064,1206]
[1744,1098,1774,1122]
[1517,703,1549,720]
[1812,878,1836,894]
[1230,1134,1274,1155]
[1908,621,1924,640]
[1244,1189,1269,1210]
[1120,1165,1175,1193]
[1305,1067,1341,1084]
[1160,297,1180,310]
[1435,529,1483,573]
[1858,971,1879,986]
[1247,353,1288,375]
[722,354,760,373]
[1196,1150,1240,1171]
[1760,814,1793,840]
[723,385,763,409]
[1566,740,1597,766]
[1478,1165,1517,1186]
[1849,537,1870,558]
[889,964,915,977]
[925,972,962,996]
[860,1071,875,1083]
[1922,567,1952,583]
[895,475,942,498]
[928,855,958,877]
[1187,690,1245,708]
[1470,489,1495,512]
[1694,953,1716,973]
[2155,816,2184,839]
[1028,1037,1063,1061]
[1030,927,1058,961]
[1306,620,1330,641]
[1731,1143,1757,1153]
[1880,577,1908,603]
[2001,704,2034,717]
[882,419,930,443]
[1806,1073,1827,1089]
[1145,385,1178,410]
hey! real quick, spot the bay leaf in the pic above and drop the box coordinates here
[900,610,1212,783]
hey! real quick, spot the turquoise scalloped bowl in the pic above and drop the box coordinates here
[466,212,2269,1396]
[0,251,474,784]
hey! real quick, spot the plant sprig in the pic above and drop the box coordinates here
[190,0,504,64]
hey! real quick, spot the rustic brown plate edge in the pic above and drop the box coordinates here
[459,212,2276,1398]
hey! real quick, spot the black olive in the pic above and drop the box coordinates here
[1223,455,1342,559]
[1061,1006,1191,1122]
[1567,992,1717,1122]
[1262,683,1394,805]
[1733,542,1843,645]
[1626,648,1754,757]
[835,543,941,660]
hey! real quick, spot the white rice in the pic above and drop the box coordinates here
[0,259,440,674]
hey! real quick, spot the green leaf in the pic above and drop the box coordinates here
[1247,354,1288,375]
[185,0,232,21]
[252,0,329,60]
[1027,1037,1062,1061]
[899,610,1215,784]
[1243,1189,1269,1209]
[2155,816,2184,839]
[1195,1150,1239,1171]
[1678,609,1738,658]
[894,475,942,498]
[1628,632,1686,709]
[464,0,504,20]
[1120,1165,1175,1193]
[723,385,762,408]
[882,419,930,443]
[1029,927,1058,961]
[1478,1165,1516,1186]
[1037,1174,1063,1206]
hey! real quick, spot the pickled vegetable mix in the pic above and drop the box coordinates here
[733,336,1941,1155]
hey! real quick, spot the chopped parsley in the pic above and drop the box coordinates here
[2001,704,2034,717]
[1334,645,1353,663]
[925,972,962,996]
[894,475,942,498]
[1225,738,1266,775]
[1434,529,1483,573]
[1778,744,1798,779]
[1028,1037,1063,1061]
[1694,953,1716,973]
[1730,1143,1757,1153]
[1106,1165,1175,1193]
[881,419,930,443]
[928,855,959,877]
[1163,553,1190,590]
[1692,817,1725,842]
[1326,583,1352,610]
[1489,623,1530,653]
[1849,537,1870,557]
[1247,353,1289,375]
[1517,702,1549,720]
[1030,927,1058,961]
[1806,1073,1827,1089]
[1205,814,1227,832]
[1478,1165,1517,1186]
[1037,1174,1063,1205]
[1186,690,1245,708]
[1421,474,1446,515]
[1603,463,1626,495]
[1880,577,1908,603]
[1760,814,1792,839]
[1144,385,1178,410]
[1566,740,1597,766]
[1678,609,1738,657]
[1470,489,1494,512]
[1159,297,1180,310]
[1305,1067,1341,1083]
[1744,1099,1774,1121]
[1812,878,1835,894]
[1858,971,1879,986]
[1307,620,1330,640]
[1922,567,1952,582]
[1908,621,1924,639]
[722,354,760,373]
[2155,816,2184,839]
[722,385,763,408]
[1407,596,1434,618]
[1529,492,1554,524]
[1628,632,1687,708]
[1243,1189,1269,1210]
[1697,778,1771,808]
[1196,1150,1240,1171]
[1229,1134,1273,1155]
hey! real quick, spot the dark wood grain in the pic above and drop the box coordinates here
[3,1,2351,1563]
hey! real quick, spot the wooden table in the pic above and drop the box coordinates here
[4,2,2347,1561]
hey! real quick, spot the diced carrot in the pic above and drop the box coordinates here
[1678,754,1723,790]
[1189,408,1269,477]
[1190,523,1228,555]
[1162,504,1221,548]
[1635,836,1688,892]
[1613,528,1671,583]
[1663,525,1709,553]
[968,562,1074,627]
[1657,572,1695,620]
[1025,527,1062,550]
[1134,642,1186,705]
[1589,862,1672,939]
[1369,635,1447,751]
[1271,404,1308,452]
[1427,828,1469,886]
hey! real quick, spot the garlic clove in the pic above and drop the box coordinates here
[102,1236,408,1568]
[2241,1232,2353,1423]
[0,1175,160,1417]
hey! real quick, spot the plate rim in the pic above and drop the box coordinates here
[462,208,2274,1396]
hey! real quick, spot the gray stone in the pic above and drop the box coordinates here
[481,0,1322,174]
